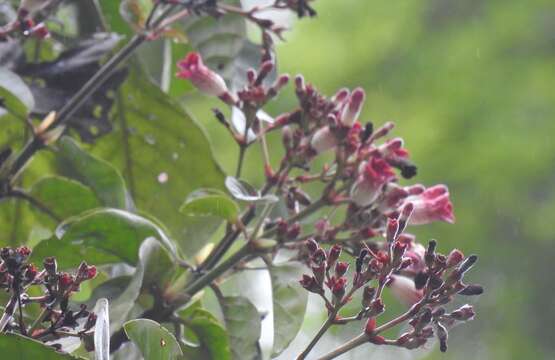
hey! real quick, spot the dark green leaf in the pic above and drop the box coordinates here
[179,307,232,360]
[90,65,225,256]
[97,0,133,36]
[56,136,130,210]
[269,262,308,357]
[29,176,101,221]
[0,68,34,119]
[220,296,262,360]
[31,208,176,268]
[124,319,183,360]
[0,333,80,359]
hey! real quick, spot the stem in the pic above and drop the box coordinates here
[236,145,247,178]
[179,244,251,301]
[297,312,336,360]
[317,333,368,360]
[9,189,61,222]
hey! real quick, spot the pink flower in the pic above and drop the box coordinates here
[176,52,229,97]
[405,185,455,225]
[340,88,365,127]
[388,275,423,306]
[310,126,337,154]
[351,157,396,206]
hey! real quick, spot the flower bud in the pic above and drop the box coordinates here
[388,275,423,307]
[335,261,349,277]
[436,322,448,352]
[351,158,396,207]
[306,238,318,254]
[386,218,399,243]
[177,52,231,98]
[331,276,347,301]
[300,275,322,294]
[340,88,365,127]
[446,249,464,268]
[364,318,376,335]
[311,262,326,286]
[458,284,483,296]
[310,126,337,154]
[405,185,455,225]
[362,286,376,308]
[327,244,342,268]
[449,304,475,321]
[43,256,57,275]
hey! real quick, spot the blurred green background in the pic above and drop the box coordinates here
[191,0,555,359]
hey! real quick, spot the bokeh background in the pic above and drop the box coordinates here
[191,0,555,359]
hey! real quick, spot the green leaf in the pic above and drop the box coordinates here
[56,136,130,210]
[0,68,34,119]
[180,189,239,224]
[31,208,176,268]
[110,237,176,332]
[179,308,232,360]
[220,296,262,360]
[119,0,152,32]
[124,319,183,360]
[97,0,133,36]
[269,262,308,357]
[93,298,110,360]
[29,176,101,222]
[0,333,80,359]
[90,65,225,255]
[225,176,278,204]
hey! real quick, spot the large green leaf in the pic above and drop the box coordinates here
[29,176,101,222]
[179,307,232,360]
[90,66,225,255]
[0,68,34,119]
[180,189,239,224]
[56,137,130,210]
[124,319,183,360]
[0,333,80,359]
[269,262,308,357]
[30,208,176,268]
[220,296,262,360]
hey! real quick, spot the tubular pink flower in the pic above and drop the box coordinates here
[340,87,365,127]
[388,275,424,306]
[351,157,396,206]
[176,52,229,97]
[405,184,455,225]
[310,126,337,154]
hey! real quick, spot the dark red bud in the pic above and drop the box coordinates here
[446,249,465,268]
[327,244,342,267]
[335,261,349,277]
[364,318,376,335]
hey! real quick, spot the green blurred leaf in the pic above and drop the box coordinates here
[269,262,308,357]
[0,333,80,359]
[119,0,152,32]
[31,208,176,268]
[0,68,34,119]
[90,65,225,255]
[220,296,262,360]
[97,0,133,36]
[180,190,239,224]
[179,307,232,360]
[56,137,130,210]
[29,176,101,221]
[124,319,183,360]
[93,298,110,360]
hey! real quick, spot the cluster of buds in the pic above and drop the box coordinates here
[175,28,479,357]
[0,0,50,41]
[0,246,97,347]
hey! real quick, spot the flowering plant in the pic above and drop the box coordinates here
[0,0,481,359]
